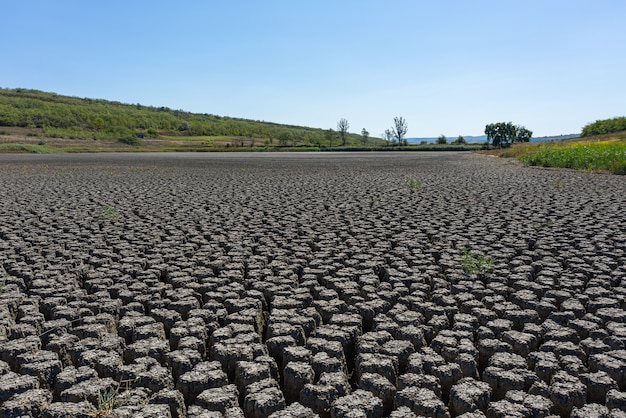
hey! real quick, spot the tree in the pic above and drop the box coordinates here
[452,135,467,145]
[485,121,532,148]
[361,128,369,145]
[436,135,447,145]
[383,129,393,143]
[337,118,349,146]
[278,131,292,146]
[515,127,533,143]
[392,117,408,145]
[325,128,336,148]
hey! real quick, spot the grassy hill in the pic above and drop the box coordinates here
[0,88,381,150]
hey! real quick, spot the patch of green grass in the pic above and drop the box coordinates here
[98,205,120,222]
[0,143,61,154]
[404,178,423,191]
[87,378,137,417]
[460,247,494,274]
[520,141,626,174]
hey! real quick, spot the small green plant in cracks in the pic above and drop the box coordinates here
[460,247,494,274]
[88,379,136,417]
[99,205,120,223]
[405,178,423,191]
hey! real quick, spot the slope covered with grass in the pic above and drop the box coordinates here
[0,88,371,147]
[484,133,626,174]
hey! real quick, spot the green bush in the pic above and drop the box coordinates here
[581,117,626,137]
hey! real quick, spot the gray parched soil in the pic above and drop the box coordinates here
[1,151,625,418]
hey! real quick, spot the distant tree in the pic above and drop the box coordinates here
[278,131,291,146]
[485,122,532,148]
[325,128,336,148]
[361,128,369,145]
[436,135,447,145]
[392,117,408,145]
[452,135,467,145]
[337,118,350,146]
[383,129,393,143]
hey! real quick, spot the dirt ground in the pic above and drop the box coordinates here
[0,152,625,417]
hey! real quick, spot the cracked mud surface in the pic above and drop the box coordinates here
[1,151,625,417]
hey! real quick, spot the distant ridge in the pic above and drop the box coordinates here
[408,134,579,144]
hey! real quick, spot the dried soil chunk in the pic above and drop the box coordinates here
[312,351,345,378]
[124,336,170,365]
[195,384,239,413]
[580,370,619,404]
[0,388,52,417]
[235,360,272,394]
[570,403,611,417]
[397,373,442,397]
[267,402,317,418]
[485,399,529,418]
[166,348,203,381]
[359,372,396,412]
[394,387,450,418]
[18,350,63,389]
[388,406,419,418]
[212,342,257,381]
[589,352,626,388]
[500,331,538,357]
[78,349,123,379]
[176,361,229,404]
[549,371,586,417]
[380,339,415,370]
[431,363,463,402]
[477,339,512,369]
[59,377,117,405]
[530,351,560,384]
[186,405,225,417]
[283,361,315,403]
[355,353,398,385]
[319,371,351,398]
[482,367,525,401]
[0,371,40,402]
[503,390,553,417]
[0,335,41,369]
[330,389,384,418]
[300,383,340,418]
[243,385,286,418]
[117,356,174,393]
[53,365,98,399]
[152,308,183,334]
[42,401,92,418]
[282,346,312,368]
[149,388,187,418]
[607,388,626,411]
[448,377,491,416]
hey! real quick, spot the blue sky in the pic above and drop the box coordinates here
[2,1,624,137]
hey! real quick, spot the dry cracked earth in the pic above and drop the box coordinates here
[0,151,625,418]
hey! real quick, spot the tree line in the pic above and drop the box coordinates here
[581,117,626,137]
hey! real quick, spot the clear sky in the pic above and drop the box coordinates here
[2,1,624,138]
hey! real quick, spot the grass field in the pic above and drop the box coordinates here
[483,133,626,174]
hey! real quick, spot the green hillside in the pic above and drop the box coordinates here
[0,88,375,147]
